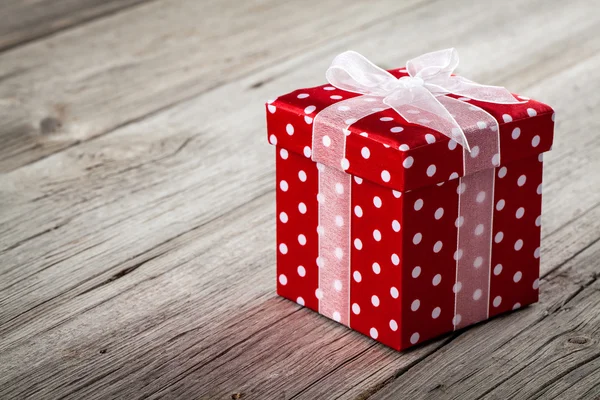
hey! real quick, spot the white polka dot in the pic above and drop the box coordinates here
[413,233,422,245]
[315,288,323,299]
[304,105,316,114]
[426,164,437,177]
[477,121,487,129]
[474,224,484,236]
[516,207,525,219]
[434,207,444,220]
[297,93,309,99]
[403,156,414,169]
[334,280,342,292]
[296,203,307,215]
[380,116,393,122]
[391,253,400,265]
[454,249,463,261]
[470,146,480,158]
[410,332,420,344]
[518,175,527,187]
[399,144,410,151]
[279,212,289,224]
[457,183,467,194]
[389,319,398,331]
[341,158,350,170]
[432,307,441,319]
[473,289,482,301]
[492,153,500,166]
[297,297,305,305]
[354,205,363,217]
[317,193,324,204]
[267,104,276,114]
[337,105,350,111]
[392,190,401,198]
[533,279,540,290]
[538,153,543,162]
[453,282,463,293]
[390,286,399,298]
[494,231,504,243]
[512,303,521,310]
[354,176,363,184]
[410,299,421,312]
[372,295,380,307]
[537,183,543,195]
[414,199,424,211]
[391,126,404,133]
[513,271,523,283]
[493,296,502,307]
[473,256,483,268]
[304,116,313,124]
[361,147,371,159]
[317,225,324,236]
[502,114,513,123]
[527,108,537,117]
[298,234,306,246]
[449,172,459,180]
[354,238,363,250]
[514,239,524,251]
[345,118,358,125]
[532,135,540,147]
[453,315,462,326]
[296,265,306,277]
[330,95,342,100]
[372,262,381,274]
[316,257,324,268]
[279,243,288,254]
[352,270,362,283]
[335,182,344,195]
[498,167,507,178]
[331,248,341,262]
[370,327,378,339]
[269,135,278,147]
[412,266,421,278]
[285,124,294,135]
[476,191,486,203]
[494,264,503,275]
[381,170,391,182]
[512,127,521,139]
[425,133,436,143]
[278,274,287,285]
[448,140,458,150]
[536,215,542,227]
[322,135,331,147]
[303,146,312,158]
[298,170,307,182]
[534,247,541,259]
[432,274,442,286]
[332,311,341,322]
[373,229,382,241]
[335,215,344,227]
[392,220,401,232]
[433,241,443,253]
[455,216,465,228]
[316,163,325,172]
[352,303,361,314]
[279,180,288,191]
[324,86,335,91]
[373,196,382,208]
[496,199,506,211]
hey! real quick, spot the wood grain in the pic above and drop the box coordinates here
[0,0,599,398]
[0,0,151,52]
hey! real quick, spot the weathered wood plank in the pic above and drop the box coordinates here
[0,0,426,173]
[0,0,599,398]
[0,0,150,52]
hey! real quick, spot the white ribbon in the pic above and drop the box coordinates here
[326,49,521,151]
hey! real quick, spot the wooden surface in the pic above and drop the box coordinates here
[0,0,599,399]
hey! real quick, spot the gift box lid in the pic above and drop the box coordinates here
[266,66,554,193]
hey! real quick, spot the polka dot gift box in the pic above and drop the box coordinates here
[265,49,554,350]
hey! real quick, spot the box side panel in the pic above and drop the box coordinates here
[489,155,543,315]
[400,178,460,349]
[275,147,319,312]
[349,177,403,350]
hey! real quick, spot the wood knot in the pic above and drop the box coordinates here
[40,117,62,135]
[568,336,589,345]
[231,393,244,399]
[99,349,107,354]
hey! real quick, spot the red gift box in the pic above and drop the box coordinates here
[265,50,554,350]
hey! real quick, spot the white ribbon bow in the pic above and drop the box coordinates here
[326,49,521,151]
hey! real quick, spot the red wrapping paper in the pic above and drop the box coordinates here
[266,66,554,350]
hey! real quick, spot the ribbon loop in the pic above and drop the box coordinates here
[325,49,521,151]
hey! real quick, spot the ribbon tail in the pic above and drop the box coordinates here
[442,76,522,104]
[384,85,471,152]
